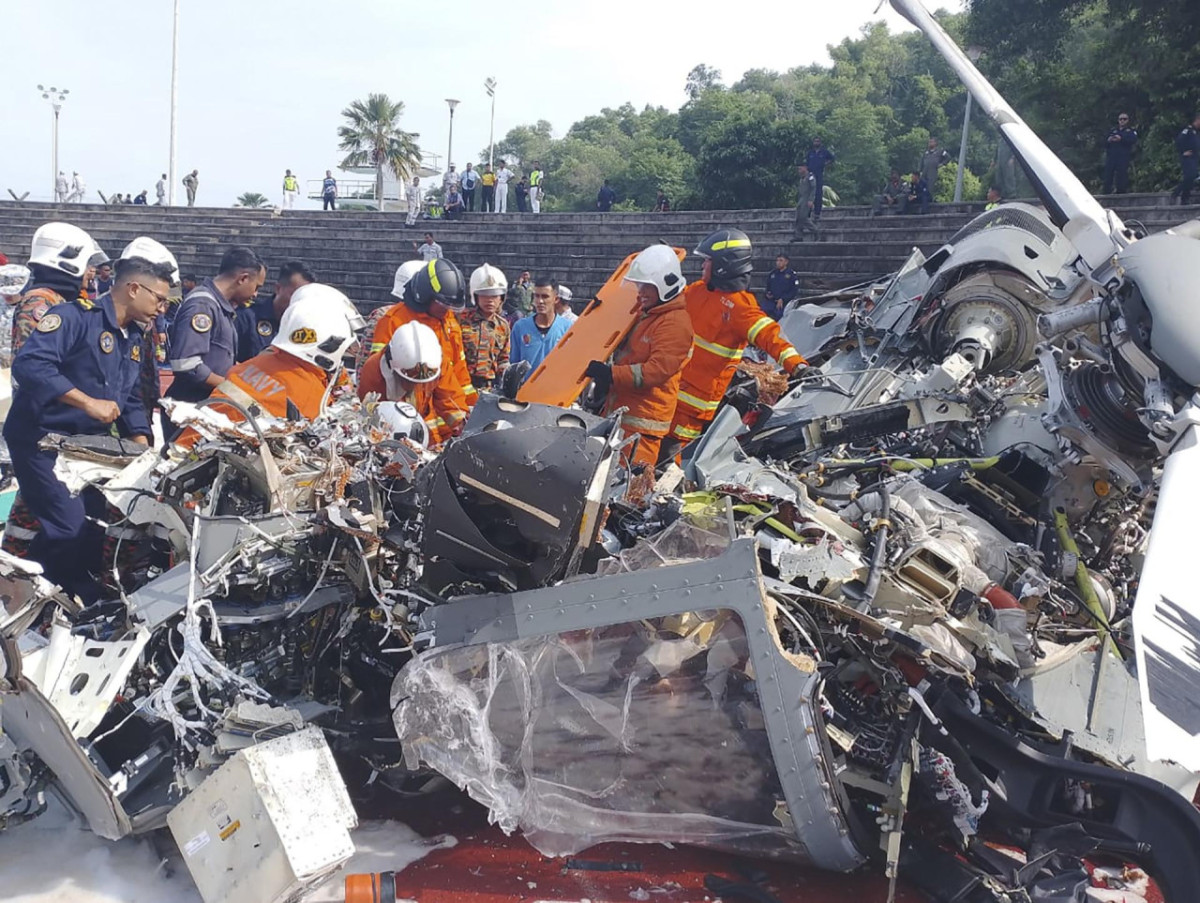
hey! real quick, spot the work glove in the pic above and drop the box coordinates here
[585,360,613,397]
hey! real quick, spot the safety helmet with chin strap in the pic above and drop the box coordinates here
[693,228,754,287]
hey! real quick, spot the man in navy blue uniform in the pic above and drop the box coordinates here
[1102,113,1138,195]
[165,246,265,419]
[1173,115,1200,206]
[4,243,176,602]
[234,259,315,362]
[805,137,836,221]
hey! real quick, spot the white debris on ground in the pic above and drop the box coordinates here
[0,802,453,903]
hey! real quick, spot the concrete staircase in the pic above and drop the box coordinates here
[0,195,1194,310]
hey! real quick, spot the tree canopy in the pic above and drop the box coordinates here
[338,94,422,209]
[478,3,1193,211]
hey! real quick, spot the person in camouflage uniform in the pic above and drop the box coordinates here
[461,264,511,390]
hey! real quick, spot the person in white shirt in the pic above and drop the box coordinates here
[412,233,443,261]
[495,161,513,213]
[155,174,167,205]
[442,164,460,198]
[55,172,68,203]
[406,177,423,226]
[67,171,86,203]
[554,285,577,325]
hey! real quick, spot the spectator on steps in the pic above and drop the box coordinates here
[654,189,671,212]
[495,160,514,213]
[282,169,300,209]
[183,169,199,206]
[55,171,69,203]
[406,177,423,225]
[597,179,616,212]
[794,164,820,240]
[872,171,908,216]
[1103,113,1138,195]
[906,170,932,215]
[461,163,479,211]
[414,233,443,261]
[67,171,85,203]
[806,137,836,221]
[505,271,533,323]
[985,186,1004,211]
[528,162,544,213]
[1173,114,1200,206]
[763,255,799,319]
[442,164,459,198]
[323,170,338,211]
[134,190,149,205]
[920,138,951,191]
[444,186,465,220]
[515,176,529,213]
[480,165,497,212]
[509,276,570,383]
[156,174,167,205]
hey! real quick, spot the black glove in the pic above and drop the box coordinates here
[500,360,531,398]
[585,360,612,395]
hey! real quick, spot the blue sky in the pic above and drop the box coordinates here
[4,0,963,209]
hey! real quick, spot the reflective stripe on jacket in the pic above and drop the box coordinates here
[675,280,805,420]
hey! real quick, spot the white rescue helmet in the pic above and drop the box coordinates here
[28,222,97,278]
[469,262,507,298]
[391,260,426,300]
[624,245,684,302]
[384,321,442,384]
[272,283,363,371]
[376,401,431,448]
[120,236,181,286]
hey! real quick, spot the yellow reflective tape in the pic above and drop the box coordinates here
[747,316,774,343]
[710,238,752,251]
[694,336,744,360]
[677,390,720,412]
[780,347,801,362]
[463,383,478,396]
[427,259,441,293]
[622,414,671,433]
[370,342,385,353]
[631,363,644,389]
[672,424,704,439]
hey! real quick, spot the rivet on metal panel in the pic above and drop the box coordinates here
[717,584,725,591]
[588,604,596,610]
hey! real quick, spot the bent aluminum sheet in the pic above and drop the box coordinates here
[397,539,865,871]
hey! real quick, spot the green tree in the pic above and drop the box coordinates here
[685,64,723,101]
[235,192,271,208]
[338,94,422,210]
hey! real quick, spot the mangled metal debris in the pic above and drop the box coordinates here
[2,3,1200,901]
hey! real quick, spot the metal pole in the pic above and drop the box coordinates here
[168,0,180,205]
[489,94,496,170]
[52,107,60,202]
[447,109,455,173]
[954,92,972,203]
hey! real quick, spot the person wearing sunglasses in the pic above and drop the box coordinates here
[5,237,178,604]
[1103,113,1138,195]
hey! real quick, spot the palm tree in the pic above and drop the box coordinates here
[338,93,421,210]
[236,192,271,208]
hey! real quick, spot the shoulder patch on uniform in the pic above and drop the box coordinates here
[36,313,62,333]
[99,331,115,354]
[131,343,141,362]
[290,327,317,344]
[257,320,274,337]
[191,312,213,333]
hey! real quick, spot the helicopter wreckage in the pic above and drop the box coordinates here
[4,3,1200,902]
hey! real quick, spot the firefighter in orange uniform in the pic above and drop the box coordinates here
[664,228,806,459]
[370,259,477,410]
[358,321,457,446]
[585,245,693,470]
[179,284,363,440]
